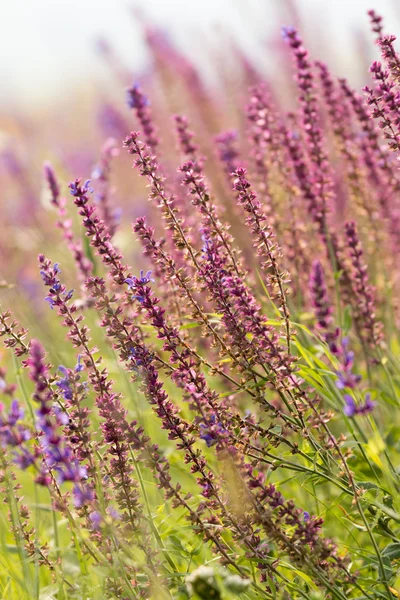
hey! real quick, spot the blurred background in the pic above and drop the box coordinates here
[1,0,400,111]
[0,0,399,340]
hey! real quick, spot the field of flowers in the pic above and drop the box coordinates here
[1,5,400,599]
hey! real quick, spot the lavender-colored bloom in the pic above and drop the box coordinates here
[56,366,74,400]
[89,511,102,529]
[215,130,240,177]
[21,340,91,491]
[75,355,84,373]
[0,400,31,449]
[8,399,24,425]
[73,483,95,508]
[378,35,400,85]
[129,347,143,368]
[334,338,362,390]
[309,260,341,353]
[70,179,93,197]
[125,270,155,286]
[365,60,400,153]
[98,103,129,138]
[126,83,150,109]
[126,85,158,151]
[343,395,357,417]
[44,296,56,309]
[368,9,384,38]
[199,416,227,448]
[43,162,60,206]
[345,220,382,348]
[344,394,375,417]
[13,448,36,469]
[281,26,296,41]
[125,271,154,302]
[336,371,362,390]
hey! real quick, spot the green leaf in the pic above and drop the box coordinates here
[291,569,319,591]
[382,543,400,561]
[356,481,381,492]
[378,555,393,582]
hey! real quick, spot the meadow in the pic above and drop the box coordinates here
[1,6,400,599]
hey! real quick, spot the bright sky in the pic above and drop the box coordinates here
[0,0,399,109]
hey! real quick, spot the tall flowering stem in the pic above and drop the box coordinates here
[0,309,29,357]
[179,159,243,277]
[174,115,201,164]
[133,216,249,389]
[69,179,130,285]
[309,262,376,418]
[368,9,384,39]
[245,85,278,223]
[123,132,198,266]
[365,61,400,153]
[68,173,347,584]
[285,125,326,237]
[316,62,376,225]
[173,115,205,251]
[339,78,400,191]
[378,35,400,85]
[87,277,343,585]
[24,340,92,501]
[43,164,93,286]
[91,138,120,238]
[283,27,333,237]
[126,84,159,152]
[309,260,340,354]
[344,221,383,349]
[85,278,276,580]
[338,79,400,259]
[232,167,291,351]
[215,130,240,179]
[38,255,157,573]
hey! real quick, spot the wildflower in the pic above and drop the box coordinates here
[126,84,158,151]
[345,220,382,348]
[368,9,384,38]
[73,483,95,508]
[281,26,296,41]
[174,115,199,159]
[199,416,227,448]
[43,162,60,206]
[126,83,150,110]
[344,394,376,417]
[69,179,93,197]
[215,130,240,177]
[125,270,154,286]
[56,366,74,400]
[24,340,91,491]
[284,27,333,240]
[89,511,102,529]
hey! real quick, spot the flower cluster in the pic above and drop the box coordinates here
[310,261,376,418]
[2,9,400,600]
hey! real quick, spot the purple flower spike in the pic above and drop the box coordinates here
[344,394,376,417]
[343,395,357,417]
[281,26,296,41]
[73,483,95,508]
